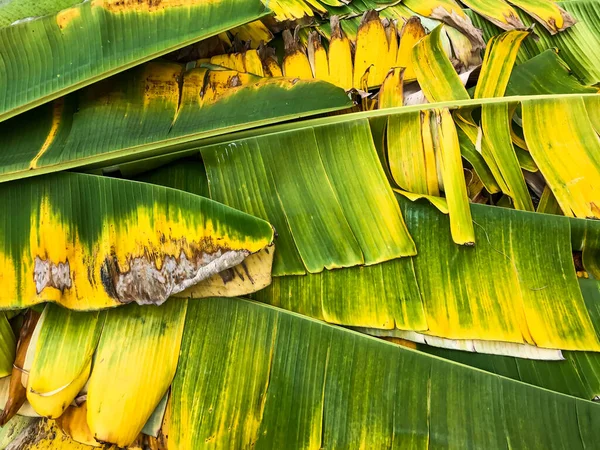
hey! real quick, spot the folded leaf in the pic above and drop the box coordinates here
[522,96,600,218]
[26,306,105,418]
[507,0,576,34]
[412,25,470,102]
[87,300,186,446]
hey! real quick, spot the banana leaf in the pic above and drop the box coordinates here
[417,278,600,402]
[0,0,269,122]
[505,49,598,96]
[469,0,600,85]
[201,118,417,275]
[13,300,186,447]
[0,62,351,183]
[131,135,600,354]
[0,172,273,310]
[0,313,16,378]
[169,296,600,449]
[253,194,600,352]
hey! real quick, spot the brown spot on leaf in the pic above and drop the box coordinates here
[101,248,249,305]
[33,256,72,294]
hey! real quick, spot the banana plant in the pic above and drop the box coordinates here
[1,0,600,449]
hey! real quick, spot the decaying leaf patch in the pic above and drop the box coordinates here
[34,257,72,294]
[100,248,249,305]
[179,245,275,298]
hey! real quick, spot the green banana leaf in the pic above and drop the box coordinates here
[169,296,600,449]
[0,0,269,122]
[130,127,600,355]
[201,118,417,275]
[417,278,600,402]
[252,194,600,352]
[0,62,351,183]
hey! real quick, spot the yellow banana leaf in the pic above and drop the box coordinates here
[229,20,274,46]
[585,96,600,135]
[26,306,105,418]
[353,10,392,89]
[131,158,275,298]
[403,0,485,50]
[282,30,313,79]
[386,111,437,195]
[397,17,427,82]
[378,67,404,108]
[412,25,470,102]
[307,32,330,81]
[328,16,354,90]
[87,300,186,446]
[507,0,577,34]
[254,194,600,351]
[460,0,525,30]
[522,96,600,218]
[0,172,274,310]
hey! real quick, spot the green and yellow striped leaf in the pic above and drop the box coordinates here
[254,195,600,352]
[25,305,105,419]
[461,0,525,30]
[417,278,600,401]
[402,0,485,49]
[522,96,600,218]
[169,297,600,449]
[507,0,576,33]
[0,0,269,122]
[201,119,416,276]
[0,172,273,310]
[412,25,471,103]
[133,159,275,298]
[0,62,351,184]
[431,108,475,245]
